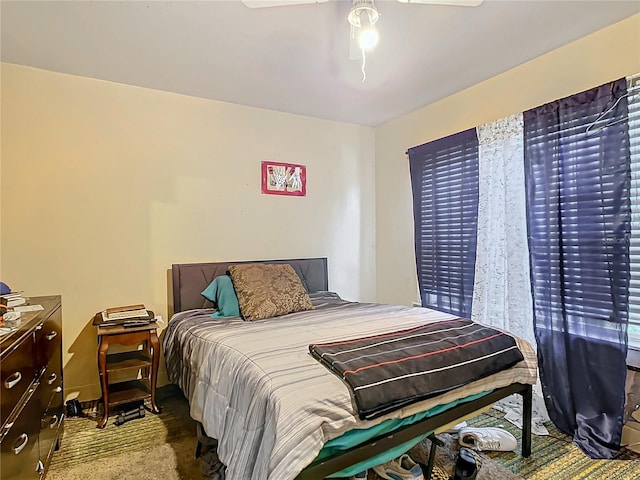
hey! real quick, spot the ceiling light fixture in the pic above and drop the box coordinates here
[348,0,379,51]
[358,16,379,51]
[348,0,379,82]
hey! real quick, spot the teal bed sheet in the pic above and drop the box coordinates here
[317,390,491,478]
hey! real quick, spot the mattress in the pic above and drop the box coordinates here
[163,292,537,480]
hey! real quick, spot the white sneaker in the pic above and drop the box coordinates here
[458,427,517,452]
[442,420,468,434]
[372,454,424,480]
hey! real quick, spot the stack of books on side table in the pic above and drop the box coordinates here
[95,304,154,327]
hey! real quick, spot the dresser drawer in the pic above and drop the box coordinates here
[34,307,61,373]
[39,346,62,413]
[40,387,64,469]
[0,384,41,480]
[1,335,35,427]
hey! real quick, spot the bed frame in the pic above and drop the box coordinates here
[171,257,328,313]
[170,257,532,479]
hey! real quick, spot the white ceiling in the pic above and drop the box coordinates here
[1,0,639,126]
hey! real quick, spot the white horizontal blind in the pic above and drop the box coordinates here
[627,76,640,349]
[408,129,479,317]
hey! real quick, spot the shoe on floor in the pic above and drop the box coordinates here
[458,427,517,452]
[372,454,424,480]
[452,447,477,480]
[442,420,468,434]
[349,471,367,480]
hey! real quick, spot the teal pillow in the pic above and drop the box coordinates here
[201,275,240,318]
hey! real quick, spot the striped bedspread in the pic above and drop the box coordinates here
[309,318,524,420]
[163,293,537,480]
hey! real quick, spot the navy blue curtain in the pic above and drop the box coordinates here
[523,79,631,458]
[408,129,479,317]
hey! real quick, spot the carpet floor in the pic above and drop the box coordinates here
[467,412,640,480]
[47,385,640,480]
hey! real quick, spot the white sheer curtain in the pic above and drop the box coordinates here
[471,113,534,345]
[471,113,549,431]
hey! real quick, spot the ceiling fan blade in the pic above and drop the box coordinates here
[241,0,330,8]
[396,0,484,6]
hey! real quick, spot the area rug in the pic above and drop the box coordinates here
[468,411,640,480]
[48,385,521,480]
[48,428,519,480]
[49,385,640,479]
[408,433,521,480]
[47,438,202,480]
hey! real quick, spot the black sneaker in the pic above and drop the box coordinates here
[452,447,477,480]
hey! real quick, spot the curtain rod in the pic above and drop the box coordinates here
[406,74,640,153]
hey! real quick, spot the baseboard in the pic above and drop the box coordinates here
[64,383,102,403]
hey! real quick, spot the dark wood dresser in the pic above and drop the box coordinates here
[0,296,63,480]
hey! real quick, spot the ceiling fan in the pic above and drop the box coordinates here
[241,0,484,80]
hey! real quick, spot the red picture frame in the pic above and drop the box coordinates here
[261,161,306,196]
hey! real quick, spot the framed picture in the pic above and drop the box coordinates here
[261,161,306,196]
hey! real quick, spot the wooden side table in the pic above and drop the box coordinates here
[95,313,161,428]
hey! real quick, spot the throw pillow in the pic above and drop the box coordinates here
[228,263,313,321]
[201,275,240,318]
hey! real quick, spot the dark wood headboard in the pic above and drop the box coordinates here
[171,257,328,313]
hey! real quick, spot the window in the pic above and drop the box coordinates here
[523,79,632,458]
[408,76,640,358]
[524,80,631,346]
[408,129,479,317]
[628,77,640,351]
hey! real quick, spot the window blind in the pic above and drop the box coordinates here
[627,76,640,349]
[408,129,479,317]
[523,78,630,343]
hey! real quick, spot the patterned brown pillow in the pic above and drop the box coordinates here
[228,263,314,321]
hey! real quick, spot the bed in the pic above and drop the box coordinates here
[164,257,537,480]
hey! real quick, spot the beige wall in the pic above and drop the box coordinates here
[3,13,639,401]
[0,64,376,399]
[375,14,640,307]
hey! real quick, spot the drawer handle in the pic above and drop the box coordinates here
[46,331,58,341]
[48,373,57,385]
[12,433,28,455]
[49,415,59,429]
[4,372,22,389]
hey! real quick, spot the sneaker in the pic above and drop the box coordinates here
[452,447,477,480]
[442,420,468,434]
[458,427,517,452]
[349,471,367,480]
[372,454,424,480]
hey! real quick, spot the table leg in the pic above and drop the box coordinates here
[149,331,161,414]
[97,337,110,428]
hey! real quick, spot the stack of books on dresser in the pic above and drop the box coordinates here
[1,291,26,307]
[97,304,154,327]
